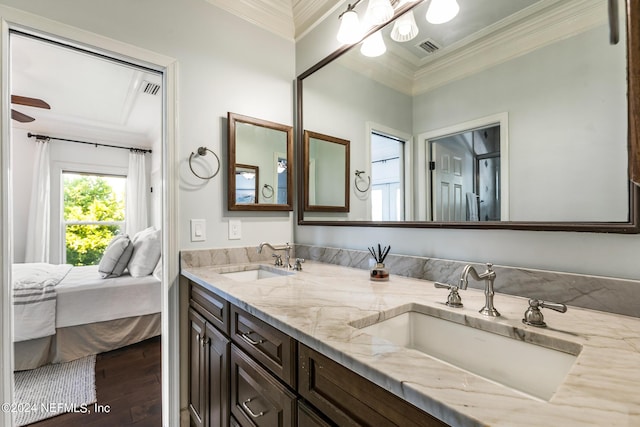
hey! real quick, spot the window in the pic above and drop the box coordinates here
[62,172,126,266]
[371,132,405,221]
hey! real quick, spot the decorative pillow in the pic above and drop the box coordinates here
[128,227,161,277]
[152,256,162,281]
[98,234,133,278]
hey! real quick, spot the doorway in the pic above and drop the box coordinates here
[1,17,178,427]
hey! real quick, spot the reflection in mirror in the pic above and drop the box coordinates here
[235,164,259,204]
[298,0,639,231]
[228,112,293,211]
[304,130,350,212]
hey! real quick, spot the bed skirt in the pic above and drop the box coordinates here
[14,313,161,371]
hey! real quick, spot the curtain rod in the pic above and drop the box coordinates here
[27,132,152,154]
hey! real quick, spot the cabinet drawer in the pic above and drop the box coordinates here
[190,281,229,334]
[230,344,296,427]
[231,305,296,388]
[298,344,449,427]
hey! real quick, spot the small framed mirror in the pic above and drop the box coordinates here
[304,130,350,212]
[228,112,293,211]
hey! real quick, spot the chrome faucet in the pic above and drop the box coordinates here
[459,263,500,317]
[257,242,292,269]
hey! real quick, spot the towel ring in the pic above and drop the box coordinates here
[189,146,220,180]
[262,184,274,199]
[354,170,371,193]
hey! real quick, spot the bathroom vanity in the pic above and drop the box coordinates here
[181,261,640,427]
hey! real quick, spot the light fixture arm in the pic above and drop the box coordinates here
[338,0,363,19]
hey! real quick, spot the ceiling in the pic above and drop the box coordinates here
[10,34,162,148]
[203,0,341,40]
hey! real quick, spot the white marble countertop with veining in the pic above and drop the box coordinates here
[181,261,640,427]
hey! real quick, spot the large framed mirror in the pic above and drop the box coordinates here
[228,112,294,211]
[304,130,350,212]
[297,0,640,232]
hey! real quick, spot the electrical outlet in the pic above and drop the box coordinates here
[190,219,206,242]
[228,219,241,240]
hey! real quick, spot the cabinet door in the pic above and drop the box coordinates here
[230,344,296,427]
[189,308,208,427]
[206,322,230,427]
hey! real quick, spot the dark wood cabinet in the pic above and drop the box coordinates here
[298,344,448,427]
[186,279,449,427]
[230,344,297,426]
[188,292,230,427]
[231,305,297,388]
[297,401,334,427]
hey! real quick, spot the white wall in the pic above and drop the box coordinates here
[295,5,640,281]
[0,0,296,251]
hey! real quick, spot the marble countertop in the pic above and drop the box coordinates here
[182,261,640,427]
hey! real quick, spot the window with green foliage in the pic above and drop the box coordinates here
[63,172,126,266]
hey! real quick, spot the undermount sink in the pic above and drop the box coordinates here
[353,304,580,401]
[218,265,294,281]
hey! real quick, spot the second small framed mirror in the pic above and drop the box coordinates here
[303,130,350,212]
[228,112,293,211]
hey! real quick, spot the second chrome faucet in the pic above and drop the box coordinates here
[436,263,500,317]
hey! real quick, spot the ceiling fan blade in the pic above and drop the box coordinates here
[11,95,51,109]
[11,109,35,123]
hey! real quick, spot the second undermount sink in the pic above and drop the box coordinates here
[353,304,581,401]
[219,265,294,281]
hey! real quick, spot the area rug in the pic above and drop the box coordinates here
[13,355,96,426]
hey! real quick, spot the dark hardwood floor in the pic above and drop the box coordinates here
[29,336,162,427]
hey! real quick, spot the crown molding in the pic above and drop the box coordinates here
[204,0,295,40]
[412,0,605,95]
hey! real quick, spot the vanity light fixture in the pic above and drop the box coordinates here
[390,10,419,41]
[239,171,255,180]
[364,0,395,26]
[426,0,459,24]
[337,2,364,44]
[361,30,387,57]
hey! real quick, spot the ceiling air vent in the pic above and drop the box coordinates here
[140,81,161,96]
[416,38,441,55]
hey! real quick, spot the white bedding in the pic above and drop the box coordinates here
[55,265,161,328]
[12,263,73,342]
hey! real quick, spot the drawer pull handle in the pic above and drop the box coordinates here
[240,331,264,346]
[242,398,265,418]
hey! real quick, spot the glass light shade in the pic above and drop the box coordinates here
[360,30,387,57]
[390,11,419,42]
[426,0,460,24]
[239,172,255,180]
[337,10,362,44]
[365,0,394,25]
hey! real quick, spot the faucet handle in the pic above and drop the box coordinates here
[272,253,283,267]
[293,258,305,271]
[522,299,567,327]
[434,282,463,308]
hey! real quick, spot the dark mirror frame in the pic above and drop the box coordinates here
[296,0,640,233]
[228,112,294,211]
[303,130,350,212]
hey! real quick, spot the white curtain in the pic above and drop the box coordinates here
[126,150,149,236]
[25,140,51,262]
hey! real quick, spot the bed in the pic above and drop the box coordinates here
[13,263,161,371]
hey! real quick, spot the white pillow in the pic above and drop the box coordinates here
[128,227,161,277]
[98,234,133,278]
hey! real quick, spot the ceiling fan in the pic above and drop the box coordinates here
[11,95,50,123]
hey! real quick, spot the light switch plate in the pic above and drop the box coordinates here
[228,219,241,240]
[190,219,206,242]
